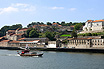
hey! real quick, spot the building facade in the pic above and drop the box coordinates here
[6,28,28,41]
[65,38,104,49]
[83,20,104,31]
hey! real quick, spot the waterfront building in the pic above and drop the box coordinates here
[65,38,104,49]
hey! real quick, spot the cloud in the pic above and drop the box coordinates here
[0,7,18,14]
[51,7,64,10]
[11,3,29,7]
[69,8,76,11]
[0,3,36,14]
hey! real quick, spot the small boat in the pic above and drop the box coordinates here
[17,44,43,56]
[18,53,43,56]
[17,49,43,56]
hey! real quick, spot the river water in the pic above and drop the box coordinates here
[0,50,104,69]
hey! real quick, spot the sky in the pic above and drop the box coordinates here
[0,0,104,28]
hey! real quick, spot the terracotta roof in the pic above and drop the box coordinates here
[18,38,25,40]
[87,20,93,22]
[20,40,39,42]
[0,37,3,40]
[58,25,62,27]
[9,40,39,43]
[9,33,14,36]
[68,38,74,40]
[0,40,10,42]
[9,40,20,43]
[39,24,48,27]
[70,25,74,27]
[32,25,37,28]
[3,36,6,37]
[19,28,28,31]
[93,20,104,22]
[52,23,58,25]
[8,30,15,32]
[87,20,104,23]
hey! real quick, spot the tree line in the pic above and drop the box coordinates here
[0,24,22,37]
[27,21,85,28]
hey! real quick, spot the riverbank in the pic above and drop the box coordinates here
[0,47,104,53]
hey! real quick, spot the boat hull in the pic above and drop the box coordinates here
[19,53,43,56]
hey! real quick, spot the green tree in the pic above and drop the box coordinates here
[0,24,22,36]
[26,28,33,37]
[0,26,10,35]
[74,23,83,30]
[29,29,39,38]
[47,22,52,25]
[45,31,56,41]
[9,24,22,30]
[71,30,77,38]
[61,21,66,26]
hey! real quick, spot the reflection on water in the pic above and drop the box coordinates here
[0,50,104,69]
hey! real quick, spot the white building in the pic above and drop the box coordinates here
[83,20,104,31]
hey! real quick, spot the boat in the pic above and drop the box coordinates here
[17,44,43,56]
[18,51,43,56]
[19,53,43,56]
[17,50,43,56]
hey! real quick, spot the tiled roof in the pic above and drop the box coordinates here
[87,20,93,22]
[52,23,58,25]
[18,38,25,40]
[8,30,15,32]
[9,40,39,43]
[87,20,104,23]
[93,20,104,22]
[58,25,62,27]
[19,28,28,31]
[0,40,10,42]
[70,25,74,27]
[39,24,48,26]
[9,40,20,43]
[0,37,3,39]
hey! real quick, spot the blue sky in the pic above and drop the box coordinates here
[0,0,104,28]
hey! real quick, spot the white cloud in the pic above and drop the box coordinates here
[0,7,18,14]
[0,3,36,14]
[12,3,29,7]
[51,7,64,10]
[69,8,76,11]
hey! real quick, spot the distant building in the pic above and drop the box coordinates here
[83,20,104,31]
[61,37,104,49]
[6,28,28,41]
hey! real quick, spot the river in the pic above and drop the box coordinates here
[0,50,104,69]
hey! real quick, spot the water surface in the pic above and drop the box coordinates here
[0,50,104,69]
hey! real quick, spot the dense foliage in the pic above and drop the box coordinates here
[29,29,39,38]
[27,21,85,28]
[0,24,22,37]
[74,23,83,30]
[71,30,77,38]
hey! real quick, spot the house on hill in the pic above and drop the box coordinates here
[6,28,28,41]
[83,19,104,32]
